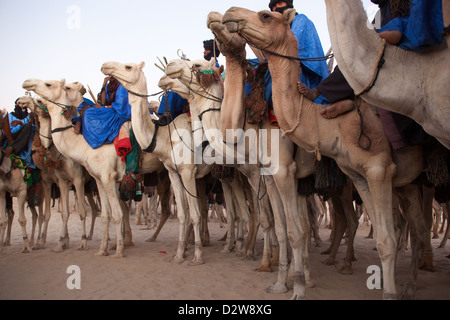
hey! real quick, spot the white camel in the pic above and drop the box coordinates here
[101,61,256,265]
[324,0,450,149]
[22,78,133,258]
[17,96,100,252]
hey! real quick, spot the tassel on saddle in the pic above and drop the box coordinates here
[245,62,269,124]
[119,173,143,202]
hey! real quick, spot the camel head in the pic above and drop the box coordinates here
[222,7,297,55]
[165,58,218,89]
[207,11,247,56]
[64,82,84,106]
[158,75,190,99]
[32,97,53,149]
[22,79,67,103]
[16,96,34,111]
[101,61,146,92]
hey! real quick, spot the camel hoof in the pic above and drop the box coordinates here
[266,282,288,294]
[400,282,416,300]
[124,240,134,247]
[242,255,256,261]
[21,247,31,254]
[189,258,205,266]
[321,258,335,266]
[255,266,273,273]
[170,255,185,264]
[220,248,233,254]
[290,293,307,300]
[112,253,124,259]
[146,237,156,243]
[339,266,353,275]
[95,251,109,257]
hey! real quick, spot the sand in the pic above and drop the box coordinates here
[1,193,450,301]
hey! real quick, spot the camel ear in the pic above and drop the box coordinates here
[139,61,145,70]
[283,8,296,25]
[60,79,66,86]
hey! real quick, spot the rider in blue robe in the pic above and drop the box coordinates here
[76,77,132,149]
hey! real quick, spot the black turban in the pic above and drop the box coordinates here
[269,0,294,11]
[203,39,221,61]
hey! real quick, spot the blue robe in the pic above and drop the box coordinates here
[2,113,35,169]
[157,91,189,119]
[379,0,444,51]
[247,13,330,105]
[80,84,132,149]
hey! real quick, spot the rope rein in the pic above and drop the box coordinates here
[240,34,334,62]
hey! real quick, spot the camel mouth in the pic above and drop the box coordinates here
[158,75,174,91]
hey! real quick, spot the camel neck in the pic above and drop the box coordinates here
[220,50,246,138]
[125,77,157,151]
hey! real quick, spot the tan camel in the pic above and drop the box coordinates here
[17,96,100,252]
[324,0,450,149]
[160,54,319,299]
[220,7,429,299]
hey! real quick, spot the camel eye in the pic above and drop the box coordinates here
[260,13,271,21]
[45,83,52,88]
[194,64,201,68]
[125,66,132,70]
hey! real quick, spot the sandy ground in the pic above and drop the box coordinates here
[1,193,450,301]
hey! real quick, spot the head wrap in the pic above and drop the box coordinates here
[269,0,294,11]
[12,98,29,120]
[203,40,221,61]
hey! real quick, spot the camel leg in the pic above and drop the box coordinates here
[105,181,125,258]
[167,171,189,264]
[321,192,347,265]
[73,178,89,250]
[220,181,237,254]
[340,182,359,275]
[179,170,203,266]
[17,190,31,253]
[396,184,428,300]
[86,193,100,240]
[0,193,7,253]
[35,182,52,249]
[54,181,71,253]
[196,182,210,246]
[94,180,112,257]
[263,176,289,295]
[29,205,38,247]
[351,165,398,300]
[273,161,310,299]
[420,185,436,272]
[4,193,14,246]
[120,200,134,247]
[439,202,450,248]
[255,195,275,272]
[147,171,171,242]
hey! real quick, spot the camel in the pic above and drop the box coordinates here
[0,109,41,253]
[101,61,265,266]
[17,96,100,252]
[206,10,376,293]
[220,7,431,299]
[324,0,450,149]
[101,62,228,265]
[22,78,136,258]
[160,54,320,299]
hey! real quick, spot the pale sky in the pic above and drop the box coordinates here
[0,0,378,112]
